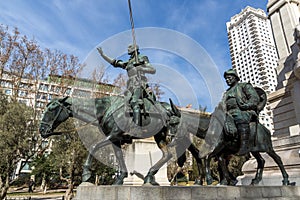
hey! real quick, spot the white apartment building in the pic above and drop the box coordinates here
[0,72,118,178]
[226,6,278,131]
[0,72,118,115]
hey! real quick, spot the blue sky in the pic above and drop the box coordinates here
[0,0,268,111]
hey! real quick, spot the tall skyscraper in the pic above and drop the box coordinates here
[226,6,278,131]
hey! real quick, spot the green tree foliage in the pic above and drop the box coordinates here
[30,153,55,191]
[89,160,115,185]
[227,155,249,178]
[0,94,38,199]
[41,119,87,199]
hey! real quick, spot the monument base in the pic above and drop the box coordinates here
[238,135,300,186]
[74,184,300,200]
[123,138,169,186]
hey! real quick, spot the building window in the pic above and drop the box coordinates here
[5,89,11,95]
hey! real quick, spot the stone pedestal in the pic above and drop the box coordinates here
[123,138,169,186]
[74,185,300,200]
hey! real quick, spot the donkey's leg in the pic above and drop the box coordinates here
[112,141,128,185]
[204,143,225,185]
[188,144,204,185]
[250,152,265,185]
[143,144,172,185]
[217,154,231,185]
[204,154,214,185]
[267,150,294,185]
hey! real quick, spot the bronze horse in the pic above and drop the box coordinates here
[39,96,194,185]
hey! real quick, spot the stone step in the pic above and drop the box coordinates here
[74,184,300,200]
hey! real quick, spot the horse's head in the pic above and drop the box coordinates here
[39,96,72,138]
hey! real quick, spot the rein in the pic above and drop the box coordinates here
[49,118,98,135]
[43,99,99,135]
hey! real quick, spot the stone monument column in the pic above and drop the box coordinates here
[239,0,300,185]
[123,138,169,186]
[268,0,300,136]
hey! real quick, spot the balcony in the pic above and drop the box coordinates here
[257,61,265,66]
[256,51,263,56]
[261,80,268,85]
[258,65,266,70]
[249,18,255,23]
[249,26,257,31]
[260,75,268,80]
[262,85,269,90]
[255,48,262,53]
[258,70,266,75]
[253,38,260,43]
[256,53,263,58]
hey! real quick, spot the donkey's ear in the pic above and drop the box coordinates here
[169,98,181,117]
[59,96,69,103]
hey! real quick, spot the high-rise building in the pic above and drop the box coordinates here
[226,6,278,131]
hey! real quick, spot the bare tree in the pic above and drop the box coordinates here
[150,82,165,101]
[113,73,127,92]
[0,25,82,200]
[0,25,19,79]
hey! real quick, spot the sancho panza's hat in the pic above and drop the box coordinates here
[224,69,240,81]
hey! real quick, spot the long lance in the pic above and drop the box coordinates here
[127,0,139,63]
[127,0,146,123]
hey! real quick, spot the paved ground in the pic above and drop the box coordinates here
[6,194,65,200]
[7,188,67,200]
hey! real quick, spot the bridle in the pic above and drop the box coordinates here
[40,100,71,135]
[40,100,97,135]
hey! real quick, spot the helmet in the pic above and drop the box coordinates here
[224,69,240,81]
[128,44,139,55]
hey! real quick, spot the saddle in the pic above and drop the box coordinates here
[125,97,169,122]
[100,95,169,128]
